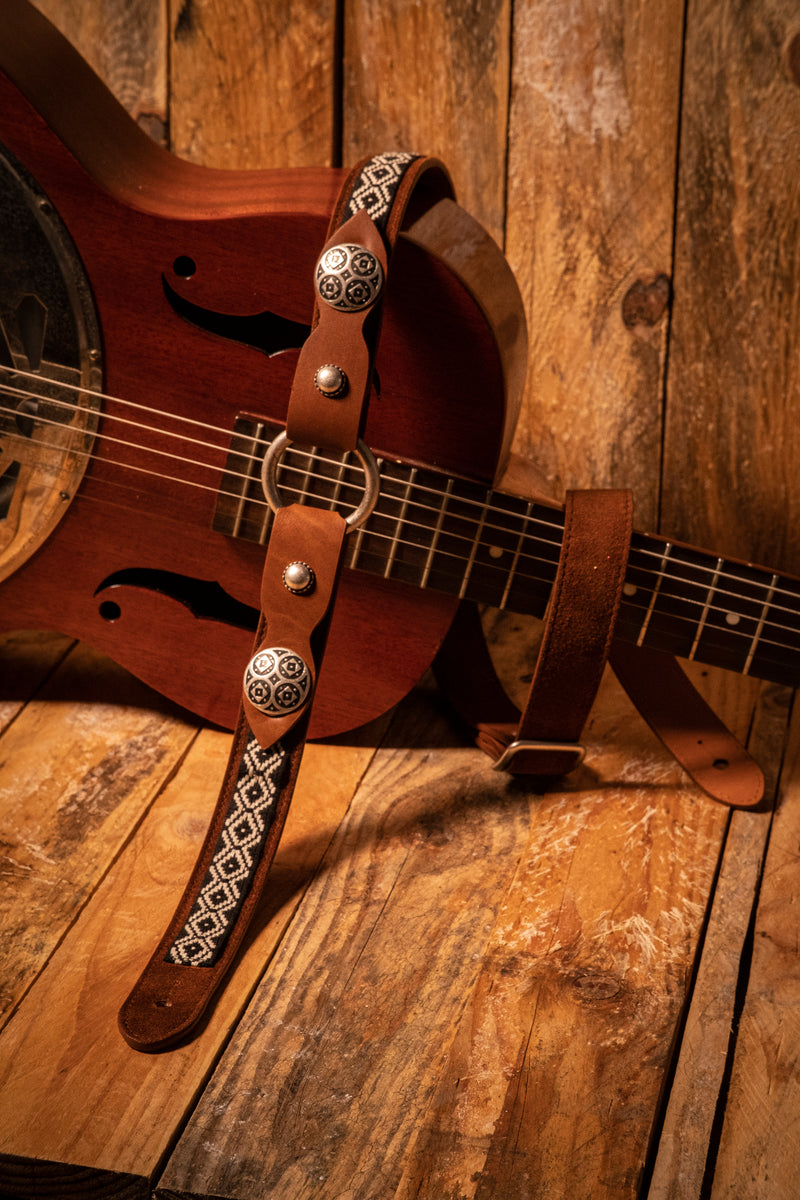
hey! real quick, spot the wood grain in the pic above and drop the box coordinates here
[154,670,759,1200]
[0,722,383,1192]
[0,641,197,1028]
[168,0,338,168]
[662,0,800,566]
[342,0,511,244]
[0,629,73,732]
[707,696,800,1199]
[646,680,792,1200]
[30,0,167,135]
[505,0,684,526]
[4,4,800,1197]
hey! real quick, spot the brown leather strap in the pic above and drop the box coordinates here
[119,507,347,1051]
[435,489,632,775]
[609,640,765,808]
[287,155,453,452]
[119,153,450,1052]
[434,486,764,808]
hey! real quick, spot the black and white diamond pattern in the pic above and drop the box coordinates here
[166,733,289,967]
[345,152,419,230]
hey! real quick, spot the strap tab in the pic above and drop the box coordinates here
[610,640,765,808]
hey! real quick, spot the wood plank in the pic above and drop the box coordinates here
[662,0,800,566]
[167,0,338,168]
[504,0,685,527]
[646,680,792,1200]
[29,0,167,138]
[0,641,197,1028]
[0,629,73,732]
[154,667,759,1200]
[0,720,382,1194]
[705,696,800,1199]
[341,1,511,244]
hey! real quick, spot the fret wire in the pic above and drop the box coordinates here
[230,421,263,539]
[458,489,491,599]
[743,574,779,675]
[420,478,453,588]
[383,467,418,579]
[635,542,672,646]
[500,498,536,609]
[687,557,723,660]
[346,457,385,570]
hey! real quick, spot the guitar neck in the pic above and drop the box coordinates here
[213,418,800,689]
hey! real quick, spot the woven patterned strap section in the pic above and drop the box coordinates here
[166,733,290,967]
[343,151,419,229]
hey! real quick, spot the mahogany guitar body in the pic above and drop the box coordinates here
[0,1,523,738]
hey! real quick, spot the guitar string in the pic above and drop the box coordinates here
[0,377,790,608]
[6,437,800,672]
[7,423,800,670]
[4,387,800,652]
[6,389,800,642]
[2,370,798,611]
[4,397,800,657]
[2,366,797,603]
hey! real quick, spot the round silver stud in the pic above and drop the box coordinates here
[243,647,311,717]
[283,561,315,595]
[314,363,349,398]
[315,243,383,312]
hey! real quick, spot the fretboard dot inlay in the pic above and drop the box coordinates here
[489,545,503,559]
[623,583,637,597]
[725,612,741,626]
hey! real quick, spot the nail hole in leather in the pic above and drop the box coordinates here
[713,758,730,770]
[153,998,173,1008]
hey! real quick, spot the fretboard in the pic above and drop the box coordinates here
[213,418,800,690]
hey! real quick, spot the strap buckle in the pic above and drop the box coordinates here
[493,739,585,774]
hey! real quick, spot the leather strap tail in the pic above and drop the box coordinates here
[609,640,765,808]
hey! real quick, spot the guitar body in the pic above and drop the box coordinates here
[0,1,522,738]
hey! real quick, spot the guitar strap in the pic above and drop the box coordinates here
[119,153,763,1052]
[118,153,454,1052]
[434,501,765,809]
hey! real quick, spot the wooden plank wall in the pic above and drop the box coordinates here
[2,1,800,1198]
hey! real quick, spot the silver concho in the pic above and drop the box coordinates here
[243,647,311,717]
[315,243,383,312]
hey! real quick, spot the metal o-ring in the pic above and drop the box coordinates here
[261,431,379,531]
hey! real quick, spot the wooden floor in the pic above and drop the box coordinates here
[3,0,800,1196]
[0,629,798,1199]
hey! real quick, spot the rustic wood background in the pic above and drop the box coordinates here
[1,1,800,1198]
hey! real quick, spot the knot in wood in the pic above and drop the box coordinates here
[573,972,620,1001]
[622,274,671,328]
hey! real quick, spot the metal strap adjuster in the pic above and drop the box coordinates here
[493,739,586,774]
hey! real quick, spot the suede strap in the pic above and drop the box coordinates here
[434,489,765,808]
[435,489,631,776]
